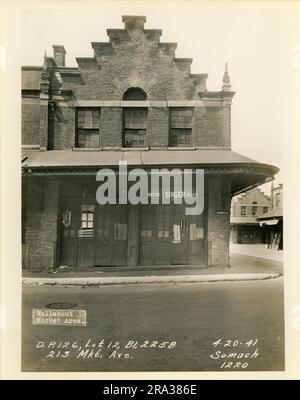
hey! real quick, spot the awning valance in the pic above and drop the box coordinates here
[259,219,279,226]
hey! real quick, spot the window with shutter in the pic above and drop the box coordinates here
[76,109,100,148]
[123,108,147,147]
[169,108,194,147]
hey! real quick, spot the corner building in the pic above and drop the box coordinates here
[22,16,278,270]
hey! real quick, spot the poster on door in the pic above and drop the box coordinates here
[173,224,181,243]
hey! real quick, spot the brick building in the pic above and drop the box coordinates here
[257,184,283,250]
[230,187,271,244]
[21,15,278,270]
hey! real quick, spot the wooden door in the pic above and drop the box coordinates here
[188,213,206,265]
[139,205,171,265]
[60,203,78,267]
[155,205,171,265]
[77,205,95,267]
[94,204,112,266]
[111,205,128,266]
[94,205,128,266]
[171,205,189,265]
[139,205,155,265]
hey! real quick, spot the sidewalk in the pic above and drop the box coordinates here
[22,253,282,286]
[230,243,283,262]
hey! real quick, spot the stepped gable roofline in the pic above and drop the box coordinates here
[122,15,146,27]
[159,42,178,50]
[22,16,239,97]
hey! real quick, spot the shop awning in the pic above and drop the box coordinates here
[22,148,262,167]
[22,148,279,196]
[257,208,283,220]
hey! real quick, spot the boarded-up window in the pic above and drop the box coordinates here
[169,108,193,147]
[76,109,100,148]
[124,108,147,147]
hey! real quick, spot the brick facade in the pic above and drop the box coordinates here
[230,187,271,245]
[21,15,277,270]
[24,178,59,269]
[207,177,231,266]
[22,16,234,152]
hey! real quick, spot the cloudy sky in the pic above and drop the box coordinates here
[17,0,296,194]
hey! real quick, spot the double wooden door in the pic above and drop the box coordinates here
[139,204,205,266]
[60,204,128,267]
[94,204,128,266]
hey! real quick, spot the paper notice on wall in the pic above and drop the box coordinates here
[190,224,204,240]
[173,224,181,243]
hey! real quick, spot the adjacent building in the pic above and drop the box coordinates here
[257,184,283,250]
[230,187,271,244]
[21,15,278,270]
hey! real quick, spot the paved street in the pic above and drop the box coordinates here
[22,277,284,372]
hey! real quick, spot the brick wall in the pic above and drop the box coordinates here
[148,107,169,148]
[232,188,271,217]
[222,101,231,148]
[207,177,231,266]
[100,107,123,147]
[22,99,40,145]
[22,19,234,149]
[25,178,59,269]
[194,107,223,147]
[39,100,48,149]
[53,106,76,149]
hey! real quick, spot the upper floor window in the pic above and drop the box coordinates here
[241,206,246,216]
[169,108,194,147]
[122,87,147,148]
[263,206,269,214]
[76,108,100,148]
[252,201,258,216]
[123,108,147,147]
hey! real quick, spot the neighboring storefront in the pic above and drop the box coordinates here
[230,187,271,244]
[257,184,283,250]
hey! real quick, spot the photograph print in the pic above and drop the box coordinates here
[20,1,287,373]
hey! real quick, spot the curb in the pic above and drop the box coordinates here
[22,273,281,286]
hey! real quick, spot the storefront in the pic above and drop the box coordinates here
[60,202,206,267]
[22,150,278,270]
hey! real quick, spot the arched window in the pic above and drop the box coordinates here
[123,87,147,101]
[122,88,147,148]
[252,201,258,216]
